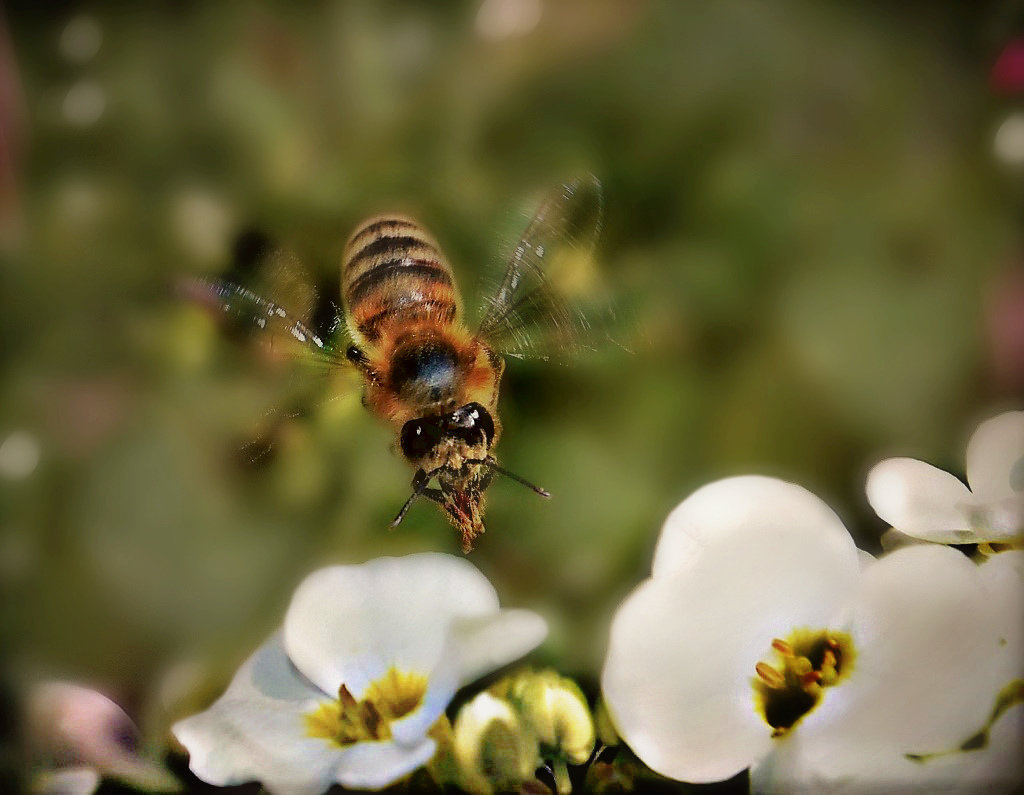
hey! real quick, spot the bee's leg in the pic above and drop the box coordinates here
[487,351,505,406]
[421,488,445,505]
[391,468,430,527]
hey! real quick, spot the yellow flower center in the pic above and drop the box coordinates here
[305,668,428,747]
[752,627,855,735]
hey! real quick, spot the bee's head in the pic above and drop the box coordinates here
[391,402,548,551]
[399,402,495,464]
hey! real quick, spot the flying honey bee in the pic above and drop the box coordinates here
[187,177,604,552]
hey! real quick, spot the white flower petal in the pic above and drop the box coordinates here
[755,703,1024,793]
[773,545,1005,786]
[371,603,548,759]
[283,553,499,699]
[333,738,437,791]
[173,635,344,795]
[604,479,860,784]
[901,702,1024,795]
[653,477,860,633]
[602,576,773,783]
[389,640,460,747]
[879,527,930,552]
[653,476,857,582]
[866,458,973,541]
[956,702,1023,793]
[978,550,1024,682]
[842,545,1002,748]
[450,609,548,685]
[980,547,1024,583]
[982,495,1024,540]
[384,607,546,747]
[966,411,1024,501]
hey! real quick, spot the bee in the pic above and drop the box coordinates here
[186,177,604,552]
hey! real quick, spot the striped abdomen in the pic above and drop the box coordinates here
[342,216,462,346]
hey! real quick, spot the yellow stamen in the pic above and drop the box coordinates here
[305,667,428,747]
[771,639,794,656]
[755,662,785,689]
[752,628,855,734]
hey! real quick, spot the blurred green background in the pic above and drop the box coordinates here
[2,0,1023,789]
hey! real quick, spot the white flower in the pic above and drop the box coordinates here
[173,552,547,794]
[601,476,1011,789]
[26,682,178,794]
[752,546,1021,793]
[867,410,1024,543]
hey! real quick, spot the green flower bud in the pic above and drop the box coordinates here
[511,670,596,765]
[453,691,540,794]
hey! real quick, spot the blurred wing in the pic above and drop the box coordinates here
[180,249,354,466]
[475,175,606,362]
[181,248,348,370]
[181,279,340,363]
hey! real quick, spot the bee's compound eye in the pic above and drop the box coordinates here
[400,418,437,460]
[463,403,495,445]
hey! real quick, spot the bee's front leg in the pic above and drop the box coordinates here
[390,468,431,528]
[421,487,445,505]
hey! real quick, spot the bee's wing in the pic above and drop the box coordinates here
[181,248,348,370]
[180,248,355,464]
[474,175,608,362]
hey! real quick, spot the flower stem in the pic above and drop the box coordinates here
[552,759,572,794]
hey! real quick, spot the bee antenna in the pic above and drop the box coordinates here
[488,461,551,498]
